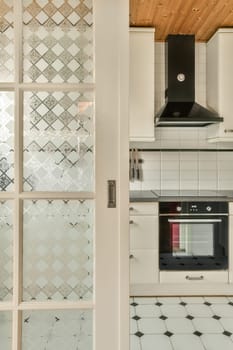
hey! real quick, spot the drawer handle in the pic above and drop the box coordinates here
[129,220,134,224]
[129,207,134,211]
[129,254,134,259]
[224,129,233,133]
[185,275,204,281]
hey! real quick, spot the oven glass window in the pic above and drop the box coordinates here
[171,223,214,257]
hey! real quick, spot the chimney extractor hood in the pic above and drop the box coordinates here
[155,35,223,127]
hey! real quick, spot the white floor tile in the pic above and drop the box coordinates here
[135,305,161,318]
[157,297,181,304]
[130,306,136,318]
[134,297,157,305]
[186,304,213,317]
[130,335,141,350]
[171,334,205,350]
[161,304,187,318]
[180,297,205,304]
[220,318,233,333]
[201,334,233,350]
[130,319,138,334]
[138,318,166,334]
[204,296,229,304]
[141,335,173,350]
[211,304,233,318]
[165,318,195,334]
[192,318,224,333]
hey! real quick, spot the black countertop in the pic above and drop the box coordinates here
[130,190,233,202]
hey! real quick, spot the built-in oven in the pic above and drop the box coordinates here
[159,202,228,270]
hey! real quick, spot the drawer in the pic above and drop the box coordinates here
[130,216,158,249]
[160,271,228,284]
[130,249,158,284]
[129,202,158,215]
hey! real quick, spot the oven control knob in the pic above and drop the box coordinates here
[206,206,212,212]
[176,206,182,212]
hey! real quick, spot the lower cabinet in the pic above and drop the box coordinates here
[129,202,159,287]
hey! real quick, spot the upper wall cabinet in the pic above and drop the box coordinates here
[129,28,155,142]
[207,28,233,143]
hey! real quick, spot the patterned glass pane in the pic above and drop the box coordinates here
[0,92,14,191]
[22,310,92,350]
[23,91,94,191]
[0,201,13,301]
[23,0,93,83]
[23,200,93,301]
[0,0,14,82]
[0,312,12,350]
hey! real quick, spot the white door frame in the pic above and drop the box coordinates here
[95,1,129,349]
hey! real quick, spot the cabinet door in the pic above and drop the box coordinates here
[130,216,157,249]
[129,28,155,142]
[130,250,158,284]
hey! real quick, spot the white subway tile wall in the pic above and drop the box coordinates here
[130,43,233,191]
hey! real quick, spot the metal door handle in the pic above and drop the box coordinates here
[129,220,134,224]
[129,254,134,259]
[168,219,222,223]
[107,180,116,208]
[185,275,204,281]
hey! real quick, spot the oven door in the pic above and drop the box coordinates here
[159,215,228,270]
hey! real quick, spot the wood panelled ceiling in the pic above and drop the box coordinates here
[130,0,233,41]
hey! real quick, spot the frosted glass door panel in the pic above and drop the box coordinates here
[0,92,14,191]
[0,0,14,82]
[23,0,93,83]
[23,91,94,191]
[23,200,93,301]
[0,201,13,301]
[22,310,92,350]
[0,312,12,350]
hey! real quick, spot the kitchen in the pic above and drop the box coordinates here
[129,1,233,349]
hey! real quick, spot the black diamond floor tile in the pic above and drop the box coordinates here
[164,331,173,337]
[193,331,202,337]
[223,331,232,337]
[131,302,138,307]
[159,315,167,320]
[180,301,187,306]
[212,315,221,320]
[135,331,144,338]
[156,302,163,306]
[186,315,194,320]
[132,315,141,321]
[204,301,212,306]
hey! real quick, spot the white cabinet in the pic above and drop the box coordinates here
[129,202,158,287]
[207,28,233,143]
[129,28,155,142]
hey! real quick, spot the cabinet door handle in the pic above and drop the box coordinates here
[129,207,134,211]
[224,129,233,133]
[129,254,134,259]
[185,275,204,281]
[129,220,134,224]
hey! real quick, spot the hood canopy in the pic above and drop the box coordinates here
[155,35,223,127]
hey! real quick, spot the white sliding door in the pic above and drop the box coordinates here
[0,0,129,349]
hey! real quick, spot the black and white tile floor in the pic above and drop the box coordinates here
[130,296,233,350]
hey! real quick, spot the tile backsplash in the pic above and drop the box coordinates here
[130,150,233,191]
[130,43,233,191]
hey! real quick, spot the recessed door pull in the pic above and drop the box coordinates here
[107,180,116,208]
[185,275,204,281]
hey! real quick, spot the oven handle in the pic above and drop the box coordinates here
[168,218,222,223]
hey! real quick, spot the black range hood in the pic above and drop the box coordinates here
[155,35,223,127]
